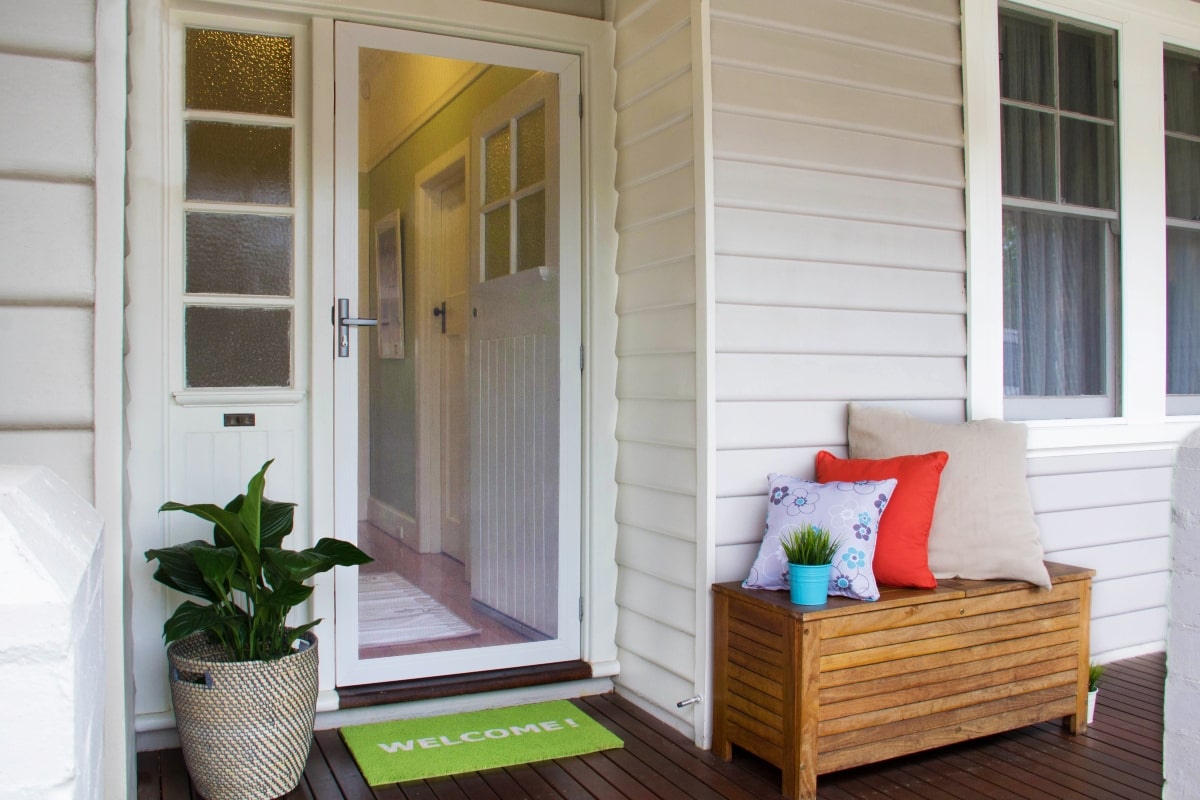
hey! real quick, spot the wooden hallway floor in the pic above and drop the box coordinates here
[137,652,1164,799]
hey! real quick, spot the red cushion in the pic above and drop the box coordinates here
[815,450,949,589]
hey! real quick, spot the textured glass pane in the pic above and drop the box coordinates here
[485,127,512,204]
[1168,227,1200,394]
[186,121,292,205]
[186,28,292,116]
[516,106,545,191]
[186,213,292,296]
[484,205,511,281]
[516,191,545,272]
[185,306,291,387]
[1001,106,1055,200]
[1166,53,1200,136]
[1000,12,1053,105]
[1058,25,1114,119]
[1002,209,1108,397]
[1061,118,1116,209]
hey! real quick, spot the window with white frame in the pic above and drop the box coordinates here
[1165,48,1200,415]
[180,27,297,389]
[998,8,1120,420]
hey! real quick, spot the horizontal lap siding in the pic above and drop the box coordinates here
[612,0,700,727]
[0,6,98,502]
[709,0,966,587]
[1028,451,1174,660]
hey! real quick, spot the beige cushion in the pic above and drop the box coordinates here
[847,404,1052,588]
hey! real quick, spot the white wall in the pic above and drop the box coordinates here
[0,467,105,800]
[1165,428,1200,798]
[610,0,705,735]
[0,0,99,499]
[705,0,1172,666]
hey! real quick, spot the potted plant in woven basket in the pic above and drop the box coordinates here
[146,459,372,800]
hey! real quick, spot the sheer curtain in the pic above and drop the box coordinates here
[1165,54,1200,397]
[999,13,1114,399]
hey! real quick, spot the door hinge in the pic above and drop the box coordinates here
[579,344,585,373]
[579,596,584,621]
[578,93,583,120]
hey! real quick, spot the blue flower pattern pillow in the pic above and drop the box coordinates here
[742,473,898,602]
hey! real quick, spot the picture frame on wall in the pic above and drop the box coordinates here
[374,210,404,359]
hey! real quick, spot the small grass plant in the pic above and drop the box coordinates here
[1088,661,1105,692]
[780,524,840,566]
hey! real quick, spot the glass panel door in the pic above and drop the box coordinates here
[332,22,582,687]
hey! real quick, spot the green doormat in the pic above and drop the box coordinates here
[340,700,623,785]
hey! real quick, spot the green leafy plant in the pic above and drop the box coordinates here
[145,459,372,661]
[1088,661,1105,692]
[780,524,841,566]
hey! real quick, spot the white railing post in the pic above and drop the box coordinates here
[1166,429,1200,798]
[0,467,104,800]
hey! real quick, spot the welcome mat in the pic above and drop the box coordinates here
[359,572,480,648]
[340,700,623,785]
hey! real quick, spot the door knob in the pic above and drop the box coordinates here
[433,301,446,334]
[336,298,377,358]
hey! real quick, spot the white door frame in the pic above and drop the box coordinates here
[331,20,586,687]
[414,139,469,556]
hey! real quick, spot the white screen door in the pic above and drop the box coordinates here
[331,21,582,687]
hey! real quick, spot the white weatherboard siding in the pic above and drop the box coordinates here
[611,0,702,734]
[710,0,968,578]
[707,0,1170,664]
[0,7,98,504]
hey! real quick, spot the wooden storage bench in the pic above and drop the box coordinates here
[712,562,1094,799]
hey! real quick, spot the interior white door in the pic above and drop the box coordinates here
[332,21,583,687]
[469,72,560,637]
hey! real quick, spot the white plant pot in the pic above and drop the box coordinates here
[1087,688,1098,724]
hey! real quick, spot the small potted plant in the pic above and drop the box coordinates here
[1087,661,1105,724]
[780,524,841,605]
[146,459,372,800]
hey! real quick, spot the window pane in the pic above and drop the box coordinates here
[1168,228,1200,395]
[1003,209,1109,397]
[1166,137,1200,220]
[484,204,510,281]
[1061,118,1116,209]
[185,28,292,116]
[186,121,292,205]
[1058,25,1114,119]
[186,212,292,296]
[1001,106,1055,200]
[484,127,511,205]
[1165,52,1200,136]
[516,190,545,271]
[185,306,291,387]
[515,106,545,191]
[1000,12,1054,105]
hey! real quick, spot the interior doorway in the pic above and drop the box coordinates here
[332,22,583,687]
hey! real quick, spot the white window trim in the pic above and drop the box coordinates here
[963,0,1200,453]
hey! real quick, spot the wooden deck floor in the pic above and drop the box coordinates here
[137,652,1164,799]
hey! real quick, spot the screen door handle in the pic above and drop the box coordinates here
[337,297,376,357]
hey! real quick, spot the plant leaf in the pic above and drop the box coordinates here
[190,545,238,591]
[162,601,228,644]
[260,579,314,609]
[263,538,372,583]
[283,620,320,652]
[260,498,297,549]
[237,459,273,554]
[145,541,223,602]
[159,500,261,578]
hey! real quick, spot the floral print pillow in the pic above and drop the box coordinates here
[742,473,898,602]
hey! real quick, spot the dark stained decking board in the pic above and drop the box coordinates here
[137,652,1164,799]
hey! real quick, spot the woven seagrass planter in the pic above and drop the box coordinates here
[168,631,319,800]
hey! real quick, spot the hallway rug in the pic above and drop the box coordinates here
[358,572,480,647]
[340,700,623,785]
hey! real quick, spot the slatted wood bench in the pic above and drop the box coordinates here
[712,561,1094,800]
